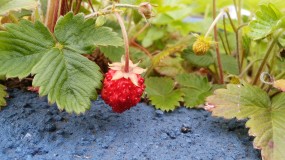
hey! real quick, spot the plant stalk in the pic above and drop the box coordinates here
[205,10,225,37]
[114,12,130,72]
[252,38,277,85]
[223,15,232,55]
[45,0,60,32]
[213,0,224,84]
[85,4,139,19]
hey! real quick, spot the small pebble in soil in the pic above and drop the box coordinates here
[180,125,192,134]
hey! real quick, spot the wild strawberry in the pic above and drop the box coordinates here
[101,56,146,113]
[192,34,212,56]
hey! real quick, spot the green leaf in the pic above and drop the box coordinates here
[176,74,212,108]
[207,83,285,159]
[0,20,55,79]
[220,54,239,75]
[249,3,284,40]
[155,56,185,77]
[0,13,123,113]
[99,46,124,62]
[146,77,183,111]
[54,13,123,54]
[0,0,37,16]
[142,27,165,47]
[0,84,8,107]
[182,48,214,67]
[32,48,102,114]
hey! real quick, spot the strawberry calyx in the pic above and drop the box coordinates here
[108,56,146,86]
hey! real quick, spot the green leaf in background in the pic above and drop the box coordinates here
[0,0,37,16]
[100,46,124,62]
[182,48,214,67]
[155,56,185,77]
[145,77,183,111]
[142,27,165,47]
[248,3,284,40]
[0,20,55,79]
[220,54,239,75]
[176,74,212,108]
[207,83,285,160]
[0,13,123,113]
[0,84,8,107]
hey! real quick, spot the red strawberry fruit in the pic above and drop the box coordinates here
[101,56,146,113]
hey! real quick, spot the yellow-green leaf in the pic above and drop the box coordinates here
[249,3,284,40]
[0,0,37,16]
[207,83,285,160]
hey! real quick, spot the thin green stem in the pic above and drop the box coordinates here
[239,59,262,77]
[85,3,139,19]
[276,70,285,79]
[225,9,241,73]
[223,15,232,55]
[114,12,130,72]
[225,11,237,32]
[237,0,243,72]
[213,0,224,84]
[235,31,241,72]
[252,38,278,85]
[218,32,230,55]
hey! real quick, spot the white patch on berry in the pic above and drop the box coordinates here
[108,56,146,86]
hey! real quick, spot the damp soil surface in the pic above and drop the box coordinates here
[0,89,260,160]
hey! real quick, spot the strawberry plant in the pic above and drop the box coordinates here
[1,0,285,159]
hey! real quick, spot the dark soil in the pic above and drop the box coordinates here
[0,89,260,160]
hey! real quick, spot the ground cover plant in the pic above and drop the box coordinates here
[0,0,285,159]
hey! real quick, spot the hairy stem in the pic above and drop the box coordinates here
[213,0,224,84]
[205,10,225,37]
[85,3,139,19]
[114,12,130,72]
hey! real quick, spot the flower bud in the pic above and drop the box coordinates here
[192,36,212,56]
[138,2,152,19]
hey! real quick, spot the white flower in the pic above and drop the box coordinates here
[109,56,146,86]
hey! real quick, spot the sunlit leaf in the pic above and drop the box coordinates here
[0,0,37,16]
[146,77,183,111]
[176,73,211,108]
[207,83,285,159]
[0,13,123,113]
[248,3,284,40]
[0,20,55,79]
